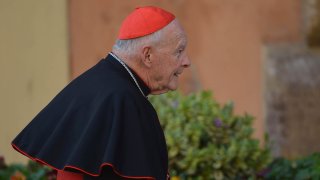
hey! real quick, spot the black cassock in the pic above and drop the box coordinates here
[12,54,169,180]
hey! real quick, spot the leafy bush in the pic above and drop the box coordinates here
[0,156,55,180]
[150,91,272,180]
[265,153,320,180]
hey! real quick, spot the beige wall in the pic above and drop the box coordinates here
[0,0,69,163]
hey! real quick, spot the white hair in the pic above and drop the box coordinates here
[112,19,177,57]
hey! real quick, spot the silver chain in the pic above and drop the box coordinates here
[109,52,147,98]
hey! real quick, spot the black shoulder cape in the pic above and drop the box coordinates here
[12,54,169,180]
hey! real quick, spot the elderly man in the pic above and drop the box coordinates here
[12,6,190,180]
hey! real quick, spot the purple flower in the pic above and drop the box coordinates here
[171,100,179,109]
[214,118,223,128]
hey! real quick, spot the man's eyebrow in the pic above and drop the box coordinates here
[174,43,185,51]
[177,40,187,50]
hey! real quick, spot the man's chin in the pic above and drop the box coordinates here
[150,83,178,95]
[150,87,176,95]
[169,83,179,91]
[150,90,168,95]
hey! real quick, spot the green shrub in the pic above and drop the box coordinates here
[265,153,320,180]
[150,91,272,180]
[0,157,55,180]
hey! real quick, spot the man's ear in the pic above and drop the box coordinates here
[141,46,152,68]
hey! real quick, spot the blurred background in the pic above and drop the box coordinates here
[1,0,320,165]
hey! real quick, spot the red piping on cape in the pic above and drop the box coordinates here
[11,143,156,180]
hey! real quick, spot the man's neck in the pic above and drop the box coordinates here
[112,51,151,90]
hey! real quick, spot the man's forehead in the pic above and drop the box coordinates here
[155,20,187,48]
[173,22,187,45]
[176,32,188,47]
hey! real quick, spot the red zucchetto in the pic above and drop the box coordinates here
[118,6,175,40]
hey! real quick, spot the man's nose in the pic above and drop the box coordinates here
[182,55,191,68]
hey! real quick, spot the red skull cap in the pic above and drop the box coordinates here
[118,6,175,40]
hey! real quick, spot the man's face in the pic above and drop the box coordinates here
[149,22,191,94]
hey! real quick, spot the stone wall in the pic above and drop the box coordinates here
[264,44,320,157]
[303,0,320,47]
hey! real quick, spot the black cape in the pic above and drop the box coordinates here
[12,54,169,180]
